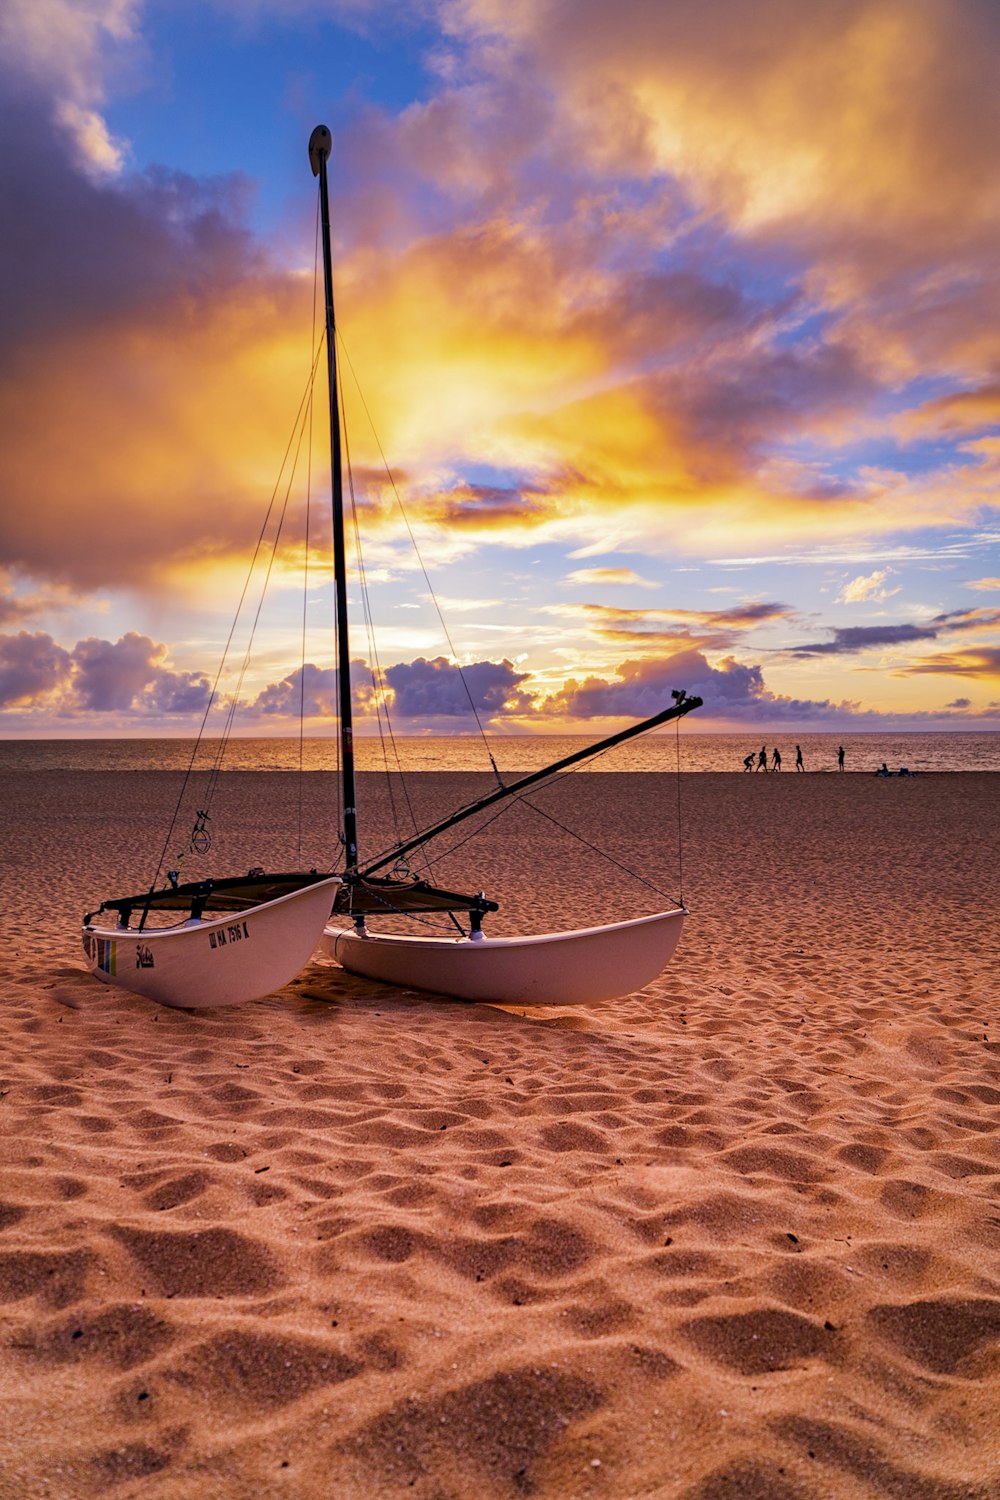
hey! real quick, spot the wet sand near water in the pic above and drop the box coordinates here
[1,771,999,1498]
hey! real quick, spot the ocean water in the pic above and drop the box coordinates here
[1,731,998,774]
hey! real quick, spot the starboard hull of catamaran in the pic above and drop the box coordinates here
[83,876,340,1009]
[323,907,685,1005]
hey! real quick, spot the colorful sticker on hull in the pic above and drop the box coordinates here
[95,937,116,976]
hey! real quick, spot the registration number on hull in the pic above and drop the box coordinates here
[209,921,251,950]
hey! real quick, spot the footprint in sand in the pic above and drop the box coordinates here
[172,1328,361,1416]
[867,1296,1000,1375]
[108,1225,282,1298]
[34,1302,177,1369]
[336,1366,604,1494]
[682,1456,811,1500]
[0,1247,94,1309]
[681,1306,838,1375]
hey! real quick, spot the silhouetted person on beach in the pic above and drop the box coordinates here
[743,752,754,772]
[756,745,768,772]
[771,747,782,771]
[795,744,804,771]
[838,745,845,772]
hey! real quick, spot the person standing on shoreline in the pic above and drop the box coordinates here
[771,746,782,771]
[838,744,845,772]
[757,745,768,772]
[795,744,804,771]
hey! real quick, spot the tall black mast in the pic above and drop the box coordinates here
[309,125,358,871]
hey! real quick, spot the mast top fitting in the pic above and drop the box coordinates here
[309,125,332,176]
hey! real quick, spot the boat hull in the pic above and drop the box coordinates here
[83,876,340,1009]
[323,908,686,1005]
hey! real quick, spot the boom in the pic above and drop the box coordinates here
[359,692,702,878]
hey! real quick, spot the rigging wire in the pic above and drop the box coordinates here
[421,788,680,910]
[146,341,326,895]
[335,333,504,787]
[322,314,696,899]
[517,793,678,904]
[340,377,424,856]
[382,730,685,910]
[325,331,692,910]
[201,378,318,811]
[327,321,692,910]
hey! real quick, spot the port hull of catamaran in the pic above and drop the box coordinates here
[323,908,685,1005]
[83,876,341,1009]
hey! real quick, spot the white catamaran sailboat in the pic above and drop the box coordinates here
[304,126,701,1005]
[81,125,700,1010]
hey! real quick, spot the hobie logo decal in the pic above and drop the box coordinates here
[136,944,155,969]
[209,921,251,950]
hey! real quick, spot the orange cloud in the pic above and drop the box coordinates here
[564,567,657,587]
[448,0,999,261]
[543,599,794,655]
[0,278,319,590]
[897,647,1000,680]
[432,0,1000,390]
[900,384,1000,440]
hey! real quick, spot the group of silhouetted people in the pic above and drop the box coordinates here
[742,744,846,772]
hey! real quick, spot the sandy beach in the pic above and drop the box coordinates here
[2,768,999,1499]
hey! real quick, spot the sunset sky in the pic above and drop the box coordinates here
[1,0,999,736]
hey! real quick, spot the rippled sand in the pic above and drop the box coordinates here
[2,771,999,1498]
